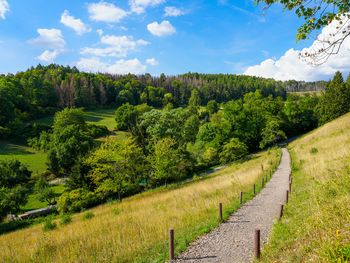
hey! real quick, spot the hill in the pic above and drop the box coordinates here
[0,148,280,262]
[261,113,350,262]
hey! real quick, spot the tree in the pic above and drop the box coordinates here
[150,138,187,185]
[115,103,138,131]
[207,100,219,114]
[316,71,350,125]
[258,0,350,64]
[0,160,31,219]
[46,108,94,176]
[35,176,57,205]
[84,137,148,200]
[219,138,248,164]
[259,118,287,149]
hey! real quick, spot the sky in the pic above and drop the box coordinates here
[0,0,349,81]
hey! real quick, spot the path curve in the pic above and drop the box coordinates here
[175,148,291,263]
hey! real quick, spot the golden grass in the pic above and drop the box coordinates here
[261,113,350,262]
[0,149,280,263]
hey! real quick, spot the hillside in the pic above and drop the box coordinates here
[0,148,280,262]
[261,113,350,262]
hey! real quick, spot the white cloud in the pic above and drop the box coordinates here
[129,0,165,14]
[29,28,65,63]
[88,1,128,23]
[60,10,91,35]
[147,20,175,37]
[29,28,65,49]
[81,35,149,57]
[146,58,159,66]
[96,29,104,36]
[77,57,147,74]
[37,50,61,63]
[164,6,184,17]
[0,0,9,19]
[244,18,350,81]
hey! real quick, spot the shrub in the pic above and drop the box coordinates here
[60,214,72,225]
[43,217,57,231]
[82,211,94,220]
[310,147,318,155]
[57,188,99,214]
[219,138,248,164]
[87,124,109,138]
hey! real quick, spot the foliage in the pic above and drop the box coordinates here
[260,118,287,149]
[316,72,350,125]
[57,188,99,214]
[84,137,148,201]
[219,138,248,164]
[150,138,191,185]
[60,213,72,225]
[34,175,57,205]
[42,217,57,231]
[82,211,94,220]
[0,160,31,219]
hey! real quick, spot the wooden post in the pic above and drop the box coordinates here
[253,184,256,195]
[240,192,243,205]
[289,182,292,193]
[169,229,174,261]
[262,177,264,187]
[286,190,289,203]
[279,204,284,220]
[219,203,223,221]
[255,229,261,259]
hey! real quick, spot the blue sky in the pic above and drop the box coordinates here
[0,0,349,81]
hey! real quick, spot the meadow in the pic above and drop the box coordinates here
[0,141,47,174]
[0,148,281,263]
[261,113,350,262]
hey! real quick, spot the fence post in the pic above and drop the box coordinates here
[169,229,174,261]
[253,184,256,195]
[240,192,243,205]
[289,182,292,193]
[262,177,264,187]
[286,190,289,203]
[219,203,223,222]
[255,229,261,259]
[279,204,284,220]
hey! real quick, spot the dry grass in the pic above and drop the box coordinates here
[261,113,350,262]
[0,149,280,263]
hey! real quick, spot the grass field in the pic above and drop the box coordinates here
[0,141,47,174]
[0,148,281,262]
[21,185,66,212]
[261,113,350,262]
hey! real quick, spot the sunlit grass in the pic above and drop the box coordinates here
[0,148,280,263]
[261,113,350,262]
[0,141,47,174]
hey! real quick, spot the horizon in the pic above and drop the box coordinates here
[0,0,350,81]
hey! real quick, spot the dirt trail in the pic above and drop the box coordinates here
[175,148,291,263]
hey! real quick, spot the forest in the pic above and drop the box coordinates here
[0,65,349,219]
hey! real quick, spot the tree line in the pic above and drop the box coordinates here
[0,64,325,140]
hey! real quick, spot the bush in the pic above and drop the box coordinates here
[87,124,109,138]
[57,188,100,214]
[60,214,72,225]
[310,147,318,155]
[219,138,248,164]
[43,217,57,231]
[82,211,94,220]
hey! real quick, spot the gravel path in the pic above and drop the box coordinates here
[175,148,291,263]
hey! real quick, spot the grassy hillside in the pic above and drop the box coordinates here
[261,113,350,262]
[0,148,281,263]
